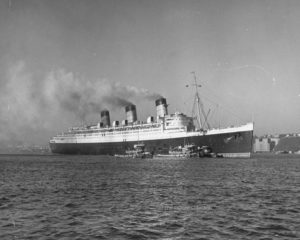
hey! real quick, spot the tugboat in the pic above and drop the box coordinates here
[198,145,213,157]
[115,143,153,158]
[168,144,199,158]
[156,144,219,158]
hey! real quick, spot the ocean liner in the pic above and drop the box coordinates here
[49,76,254,157]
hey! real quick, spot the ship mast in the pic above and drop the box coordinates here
[190,72,210,130]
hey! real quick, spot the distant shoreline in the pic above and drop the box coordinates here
[0,152,54,156]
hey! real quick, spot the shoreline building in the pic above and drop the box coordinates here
[253,136,280,152]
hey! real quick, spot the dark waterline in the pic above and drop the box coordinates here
[0,154,299,239]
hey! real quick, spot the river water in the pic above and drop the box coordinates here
[0,154,299,239]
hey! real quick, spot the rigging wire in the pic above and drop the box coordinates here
[185,71,251,128]
[200,92,244,122]
[191,83,245,125]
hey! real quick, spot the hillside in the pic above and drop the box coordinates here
[273,136,300,152]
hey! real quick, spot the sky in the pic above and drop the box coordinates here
[0,0,300,147]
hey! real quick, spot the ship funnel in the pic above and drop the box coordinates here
[125,104,137,123]
[100,110,110,127]
[155,97,168,117]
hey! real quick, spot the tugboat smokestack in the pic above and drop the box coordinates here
[125,104,137,123]
[155,97,168,117]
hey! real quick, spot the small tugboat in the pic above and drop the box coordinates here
[115,143,153,158]
[155,144,222,158]
[198,145,212,157]
[168,144,199,158]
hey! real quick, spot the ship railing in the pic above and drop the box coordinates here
[71,122,161,132]
[103,123,162,132]
[55,122,164,137]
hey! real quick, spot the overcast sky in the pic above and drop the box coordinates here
[1,0,300,146]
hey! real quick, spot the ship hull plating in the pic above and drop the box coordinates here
[50,130,253,157]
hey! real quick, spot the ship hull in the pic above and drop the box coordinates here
[49,129,253,158]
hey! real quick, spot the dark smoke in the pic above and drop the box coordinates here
[0,61,162,147]
[102,96,133,109]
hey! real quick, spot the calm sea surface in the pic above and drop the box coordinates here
[0,154,299,240]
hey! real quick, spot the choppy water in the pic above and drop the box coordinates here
[0,154,299,240]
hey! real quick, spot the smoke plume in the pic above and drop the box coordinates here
[0,61,162,147]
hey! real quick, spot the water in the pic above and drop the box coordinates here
[0,154,299,239]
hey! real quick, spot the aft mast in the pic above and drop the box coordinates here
[190,72,210,130]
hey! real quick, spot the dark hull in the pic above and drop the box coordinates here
[50,130,253,157]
